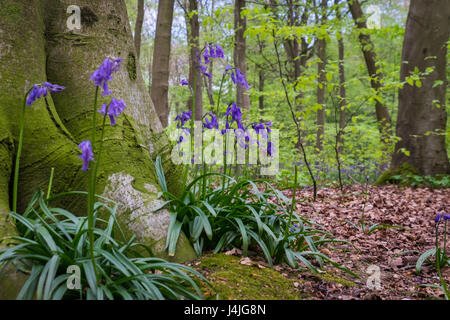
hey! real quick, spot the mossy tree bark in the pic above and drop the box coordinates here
[0,0,195,299]
[391,0,449,175]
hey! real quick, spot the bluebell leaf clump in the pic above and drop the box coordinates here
[90,57,122,96]
[78,140,94,172]
[26,82,65,106]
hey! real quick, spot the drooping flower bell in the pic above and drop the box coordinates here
[98,98,127,126]
[78,140,94,172]
[90,57,122,96]
[26,82,65,106]
[203,113,219,130]
[225,103,244,130]
[174,110,192,129]
[231,67,250,91]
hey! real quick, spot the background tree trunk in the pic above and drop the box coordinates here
[185,0,203,120]
[134,0,145,59]
[150,0,175,128]
[336,0,346,153]
[316,0,327,152]
[0,1,195,298]
[348,0,392,138]
[234,0,250,110]
[391,0,449,175]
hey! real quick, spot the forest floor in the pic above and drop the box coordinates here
[191,185,450,300]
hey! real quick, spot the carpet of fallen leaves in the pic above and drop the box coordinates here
[276,184,450,300]
[193,185,449,300]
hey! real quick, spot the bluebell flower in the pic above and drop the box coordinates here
[90,57,122,96]
[181,79,189,86]
[198,64,212,78]
[26,82,65,106]
[231,68,250,90]
[204,113,219,130]
[214,45,225,58]
[435,214,443,223]
[98,98,127,126]
[78,140,94,172]
[268,141,275,157]
[175,110,192,129]
[225,103,243,129]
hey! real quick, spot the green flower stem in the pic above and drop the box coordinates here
[88,87,99,282]
[190,70,197,167]
[12,88,33,213]
[215,74,226,116]
[284,166,298,238]
[46,168,55,200]
[94,106,110,179]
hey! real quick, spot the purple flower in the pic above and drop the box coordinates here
[78,140,94,172]
[181,79,189,86]
[435,214,443,223]
[214,45,225,58]
[268,141,275,157]
[204,113,219,130]
[175,110,192,129]
[444,215,450,221]
[203,44,225,64]
[90,57,122,96]
[225,65,232,72]
[198,64,212,78]
[225,103,243,129]
[26,82,66,106]
[98,98,127,126]
[231,68,250,91]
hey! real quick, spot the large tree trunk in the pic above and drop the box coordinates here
[336,0,346,152]
[234,0,250,110]
[347,0,392,138]
[391,0,450,175]
[315,0,327,152]
[134,0,145,59]
[0,0,195,299]
[150,0,175,128]
[185,0,203,121]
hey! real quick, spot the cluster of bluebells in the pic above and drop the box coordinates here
[26,82,65,106]
[203,113,219,130]
[229,66,250,91]
[174,110,192,144]
[197,44,225,78]
[79,57,126,171]
[90,57,122,96]
[435,213,450,224]
[98,98,127,126]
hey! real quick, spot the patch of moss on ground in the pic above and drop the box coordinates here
[375,163,419,186]
[196,254,302,300]
[308,272,358,288]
